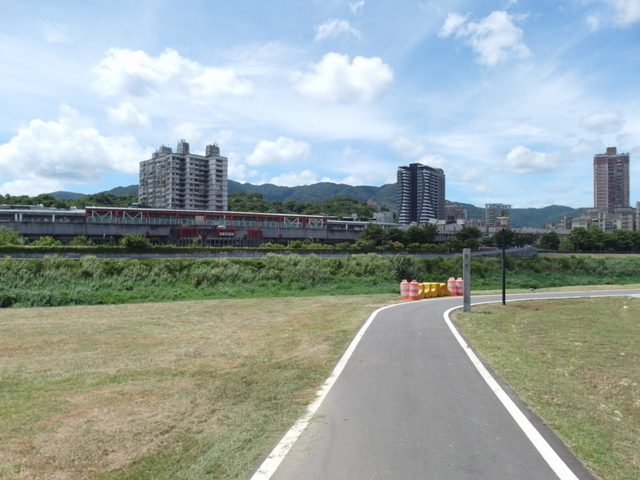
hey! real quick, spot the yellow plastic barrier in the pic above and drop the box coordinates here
[418,283,433,298]
[418,282,452,299]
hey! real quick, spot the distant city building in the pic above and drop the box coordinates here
[396,163,445,224]
[564,207,636,233]
[139,140,228,211]
[485,203,511,227]
[594,147,630,212]
[445,201,466,224]
[465,218,486,228]
[373,211,395,223]
[564,147,636,232]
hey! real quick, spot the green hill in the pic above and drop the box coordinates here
[227,180,396,208]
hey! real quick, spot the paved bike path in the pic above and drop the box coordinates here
[254,290,637,479]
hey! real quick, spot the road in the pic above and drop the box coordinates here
[252,289,639,480]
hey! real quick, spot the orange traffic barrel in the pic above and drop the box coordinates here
[447,277,456,295]
[400,279,410,299]
[408,280,420,300]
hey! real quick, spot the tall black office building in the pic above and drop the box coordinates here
[396,163,445,224]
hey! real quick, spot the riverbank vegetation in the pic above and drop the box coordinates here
[1,253,640,308]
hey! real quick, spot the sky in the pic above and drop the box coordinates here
[0,0,639,208]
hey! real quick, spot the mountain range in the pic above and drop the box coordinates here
[49,181,587,228]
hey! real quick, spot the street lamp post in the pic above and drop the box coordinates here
[498,216,510,305]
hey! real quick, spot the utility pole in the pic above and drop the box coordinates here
[463,248,471,312]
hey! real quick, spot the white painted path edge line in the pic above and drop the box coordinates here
[252,293,614,480]
[249,303,398,480]
[443,303,580,480]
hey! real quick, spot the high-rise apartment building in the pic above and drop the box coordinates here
[485,203,511,227]
[139,140,228,211]
[594,147,630,212]
[396,163,445,224]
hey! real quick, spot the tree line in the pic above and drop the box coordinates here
[1,192,138,209]
[228,192,377,218]
[1,192,378,219]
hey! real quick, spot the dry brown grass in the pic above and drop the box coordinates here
[0,295,398,480]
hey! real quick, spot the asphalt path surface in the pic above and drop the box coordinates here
[252,289,640,480]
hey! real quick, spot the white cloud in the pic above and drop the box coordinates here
[476,184,494,195]
[269,169,318,186]
[349,1,365,16]
[106,102,150,128]
[336,175,365,185]
[604,0,640,26]
[246,137,311,166]
[585,1,640,29]
[459,168,484,182]
[190,67,252,100]
[580,111,625,133]
[390,138,446,169]
[0,177,65,197]
[39,21,71,44]
[502,145,560,174]
[416,154,447,170]
[169,123,203,145]
[227,153,252,183]
[439,11,531,66]
[586,13,602,30]
[294,53,393,103]
[571,138,603,155]
[92,48,251,100]
[315,19,361,41]
[92,48,184,97]
[418,2,442,13]
[390,137,428,158]
[439,13,469,37]
[0,105,147,187]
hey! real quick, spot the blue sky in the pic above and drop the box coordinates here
[0,0,638,208]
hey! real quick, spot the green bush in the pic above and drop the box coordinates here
[30,236,62,247]
[120,234,153,251]
[70,235,94,246]
[0,226,21,245]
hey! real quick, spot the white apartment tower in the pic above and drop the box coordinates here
[139,140,228,211]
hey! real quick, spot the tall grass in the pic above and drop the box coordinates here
[1,254,640,308]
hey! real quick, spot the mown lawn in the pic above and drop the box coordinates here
[0,295,397,480]
[454,296,640,480]
[2,293,638,480]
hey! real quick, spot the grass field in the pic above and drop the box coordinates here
[0,295,398,480]
[454,297,640,480]
[1,293,638,480]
